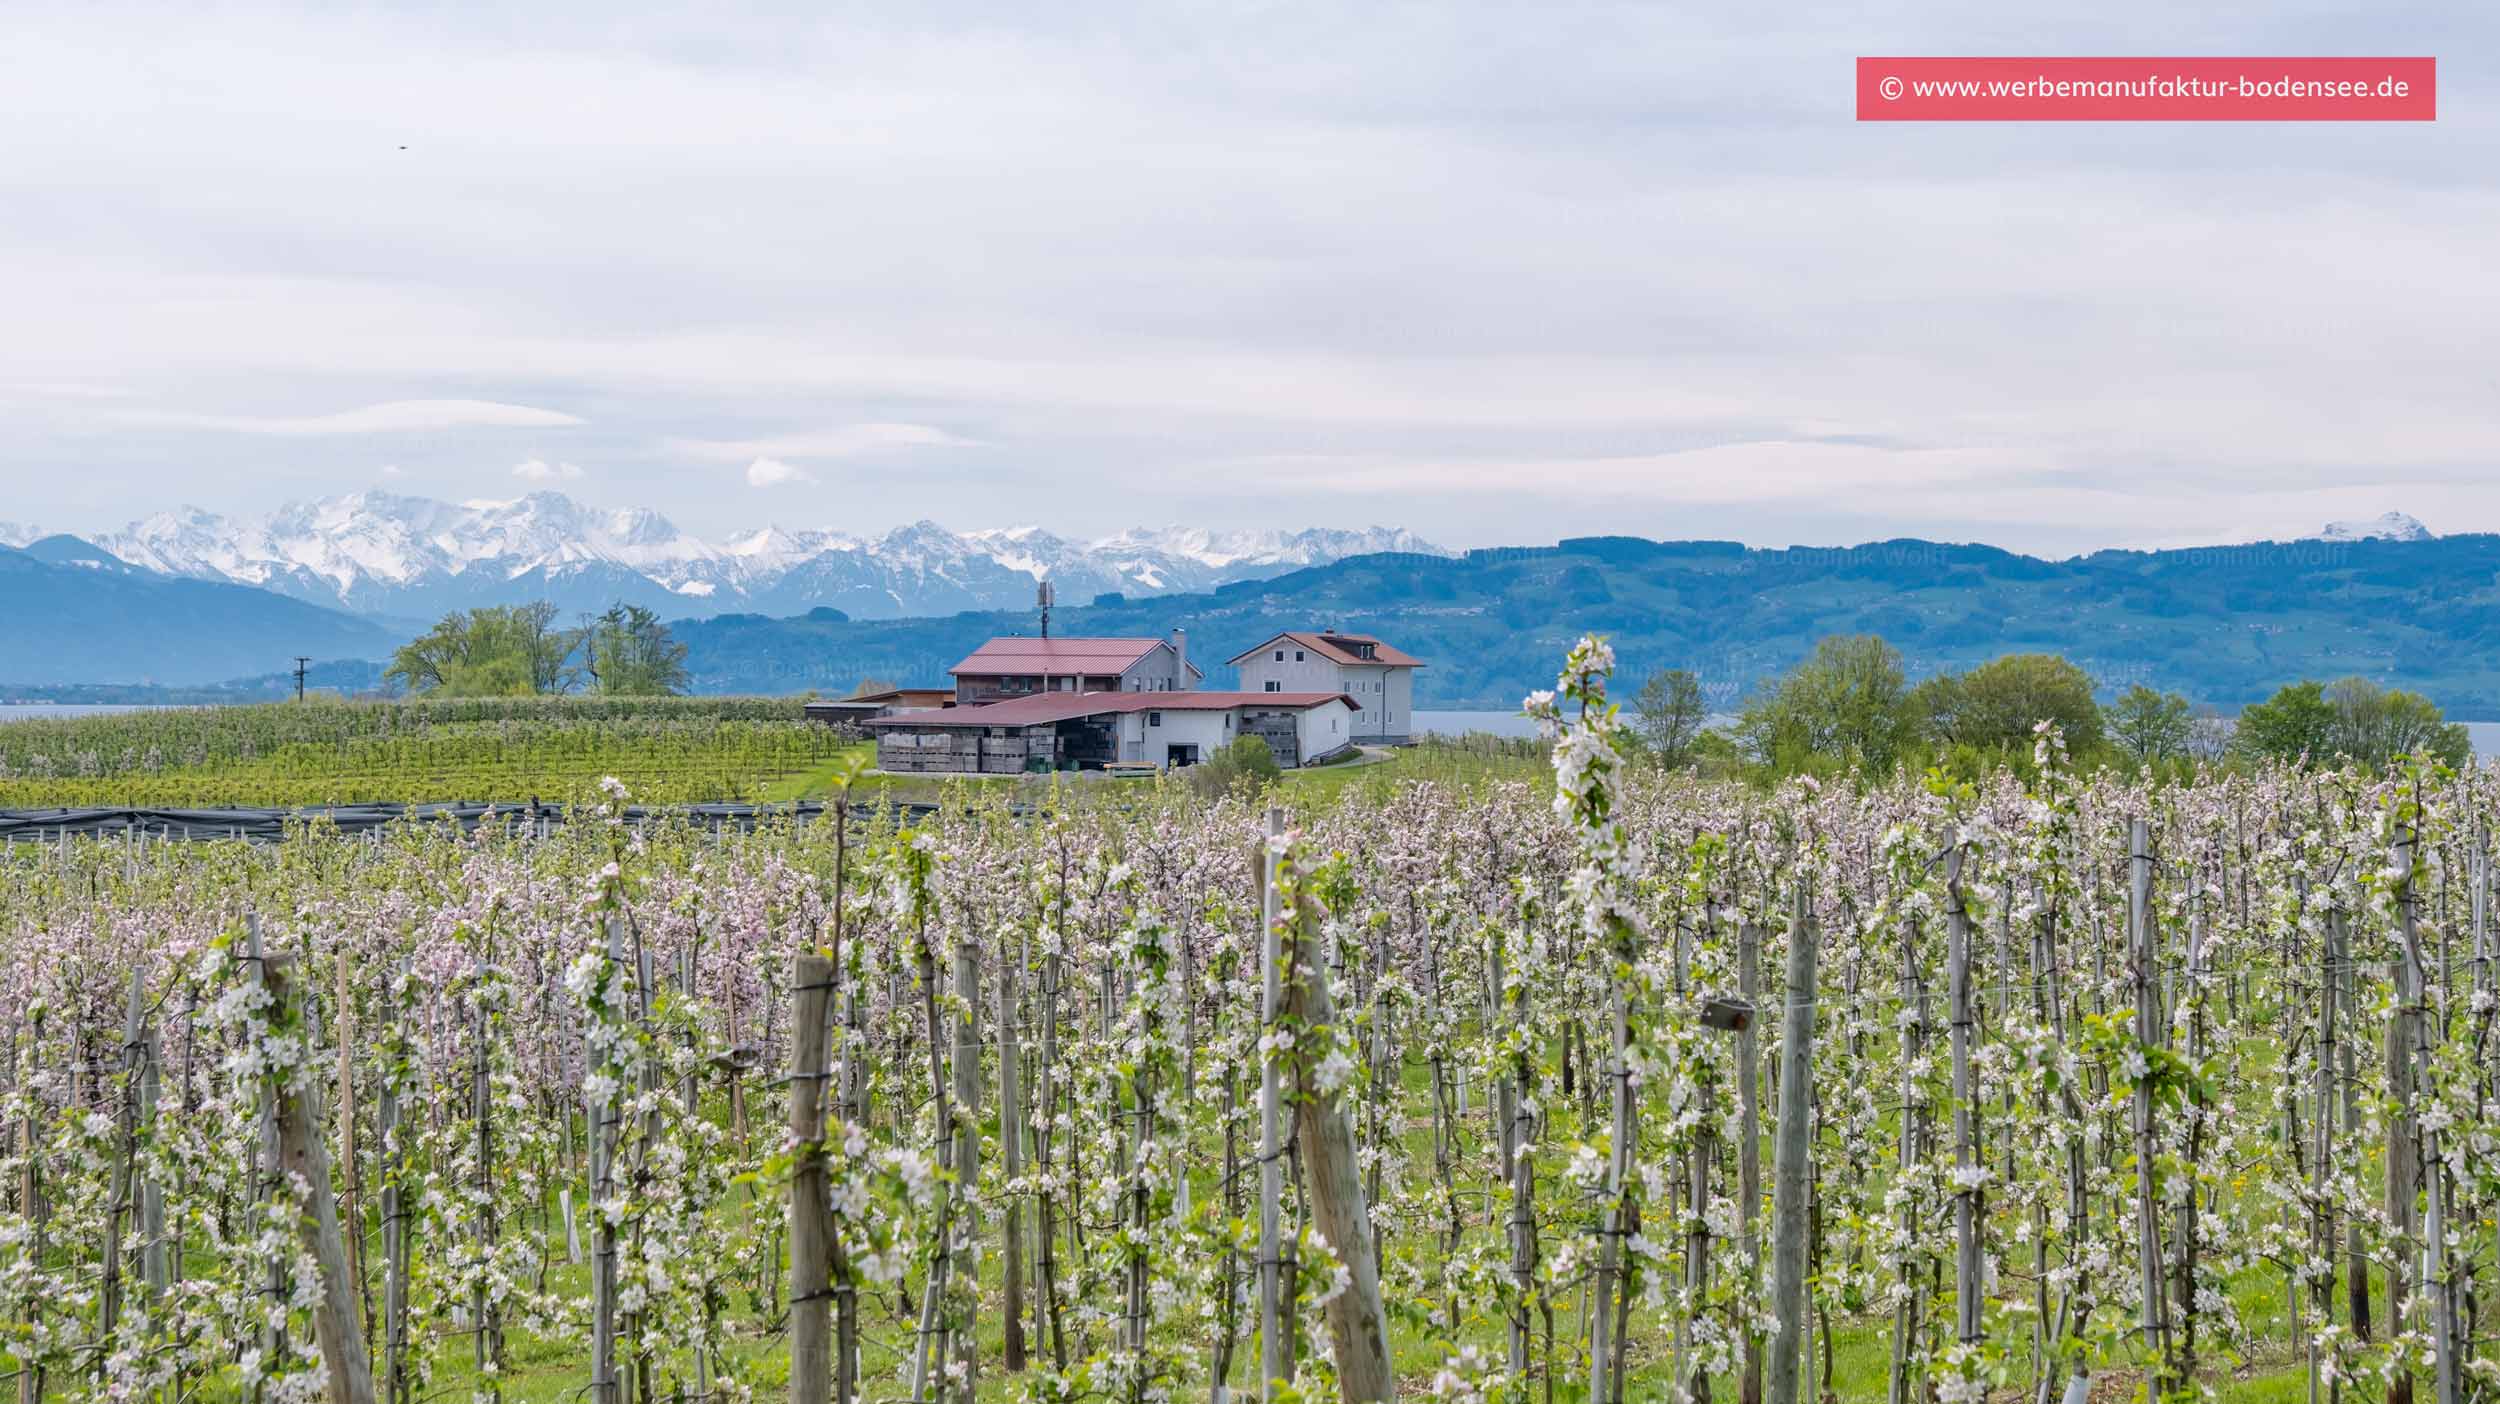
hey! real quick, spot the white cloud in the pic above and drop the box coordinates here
[673,422,973,463]
[512,458,584,481]
[123,399,584,436]
[379,463,403,477]
[744,456,814,488]
[7,5,2500,548]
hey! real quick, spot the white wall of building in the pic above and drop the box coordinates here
[1119,706,1234,764]
[1235,638,1414,741]
[1296,699,1357,761]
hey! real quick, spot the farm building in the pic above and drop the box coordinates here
[949,631,1201,704]
[802,687,955,727]
[863,690,1357,774]
[1229,631,1424,744]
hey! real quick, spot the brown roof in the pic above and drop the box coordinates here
[1225,631,1425,668]
[863,690,1356,730]
[949,636,1194,677]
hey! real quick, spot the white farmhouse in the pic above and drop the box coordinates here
[1228,631,1423,745]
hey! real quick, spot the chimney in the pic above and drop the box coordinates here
[1171,628,1188,691]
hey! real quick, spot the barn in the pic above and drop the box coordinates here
[862,690,1358,774]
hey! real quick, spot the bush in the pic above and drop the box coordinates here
[1189,735,1283,799]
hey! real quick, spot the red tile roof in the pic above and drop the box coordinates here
[1225,631,1425,668]
[862,691,1355,729]
[949,636,1190,677]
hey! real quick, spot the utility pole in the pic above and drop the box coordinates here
[294,656,312,702]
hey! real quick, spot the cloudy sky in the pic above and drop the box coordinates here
[2,0,2492,554]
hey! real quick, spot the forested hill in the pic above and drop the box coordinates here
[672,532,2500,717]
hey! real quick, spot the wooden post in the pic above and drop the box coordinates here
[100,970,145,1350]
[2128,819,2173,1389]
[1766,881,1820,1404]
[380,967,410,1404]
[139,1007,166,1297]
[1257,807,1288,1403]
[1945,838,1982,1347]
[264,955,381,1404]
[17,1010,43,1404]
[1279,849,1395,1404]
[787,954,834,1404]
[1737,916,1764,1404]
[336,959,366,1338]
[1000,935,1028,1372]
[1589,890,1636,1404]
[2308,876,2336,1404]
[2395,824,2453,1404]
[592,917,623,1404]
[949,938,982,1403]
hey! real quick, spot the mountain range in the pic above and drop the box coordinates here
[9,498,2496,715]
[668,520,2500,716]
[0,535,399,687]
[33,491,1444,624]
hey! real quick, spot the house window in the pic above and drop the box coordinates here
[1149,711,1162,727]
[1264,680,1280,692]
[1294,650,1305,661]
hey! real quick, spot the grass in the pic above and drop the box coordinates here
[0,697,847,807]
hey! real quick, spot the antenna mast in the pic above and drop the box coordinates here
[1037,580,1055,640]
[293,656,312,703]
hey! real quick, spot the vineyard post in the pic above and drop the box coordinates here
[251,915,290,1392]
[1887,900,1924,1404]
[1035,841,1068,1370]
[380,968,409,1404]
[138,994,167,1298]
[335,959,368,1339]
[16,1009,42,1404]
[906,885,955,1404]
[999,928,1027,1373]
[2398,822,2457,1404]
[949,935,982,1403]
[2176,876,2212,1382]
[470,977,500,1400]
[264,953,381,1404]
[2334,908,2369,1338]
[1589,887,1636,1404]
[1945,836,1981,1349]
[1737,916,1764,1404]
[1766,879,1820,1404]
[99,969,145,1352]
[1494,917,1535,1379]
[787,953,833,1404]
[1280,849,1395,1404]
[1257,806,1286,1404]
[2308,876,2337,1404]
[2126,818,2175,1391]
[592,916,623,1404]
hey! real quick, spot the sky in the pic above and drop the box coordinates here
[1,0,2493,556]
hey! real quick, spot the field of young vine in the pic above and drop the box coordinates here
[1,640,2492,1404]
[0,698,853,806]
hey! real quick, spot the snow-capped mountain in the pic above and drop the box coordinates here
[2314,511,2433,543]
[0,521,42,549]
[83,491,1446,622]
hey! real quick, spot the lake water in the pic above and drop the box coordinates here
[0,703,180,720]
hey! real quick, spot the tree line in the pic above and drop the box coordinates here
[382,602,690,699]
[1628,633,2469,778]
